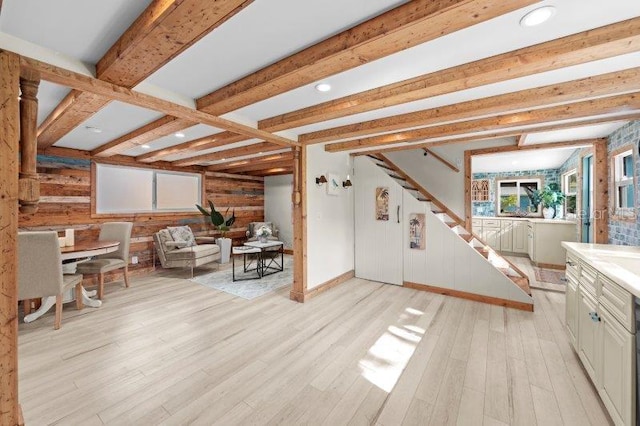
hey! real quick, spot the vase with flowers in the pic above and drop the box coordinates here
[256,225,272,243]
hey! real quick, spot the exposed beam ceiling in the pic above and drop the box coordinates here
[136,130,243,162]
[18,54,300,147]
[97,0,536,159]
[325,92,640,152]
[352,114,640,156]
[218,159,293,174]
[173,141,285,166]
[207,151,293,172]
[37,0,253,148]
[261,17,640,133]
[299,68,640,144]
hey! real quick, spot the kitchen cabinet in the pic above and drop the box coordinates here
[565,248,636,426]
[527,223,534,260]
[512,220,527,254]
[500,220,512,252]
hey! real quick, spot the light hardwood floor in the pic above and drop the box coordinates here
[18,263,612,425]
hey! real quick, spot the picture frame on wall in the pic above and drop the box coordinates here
[327,173,340,196]
[375,187,389,221]
[409,213,425,249]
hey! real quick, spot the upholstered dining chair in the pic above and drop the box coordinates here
[18,231,83,330]
[76,222,133,300]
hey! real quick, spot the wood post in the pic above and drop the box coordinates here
[291,146,307,302]
[18,68,40,214]
[593,139,609,243]
[0,50,22,426]
[464,150,472,232]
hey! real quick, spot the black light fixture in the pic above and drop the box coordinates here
[342,175,352,188]
[315,175,327,186]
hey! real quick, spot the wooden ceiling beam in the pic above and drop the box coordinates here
[172,141,285,166]
[300,68,640,144]
[245,167,293,177]
[207,151,294,172]
[136,130,244,162]
[37,0,253,148]
[196,0,536,115]
[218,159,294,174]
[469,139,604,156]
[18,54,300,148]
[325,92,640,152]
[92,116,192,157]
[102,0,535,162]
[263,17,640,132]
[352,113,640,156]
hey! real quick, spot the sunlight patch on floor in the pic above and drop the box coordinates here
[358,307,425,392]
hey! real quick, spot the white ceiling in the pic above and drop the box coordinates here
[472,147,582,173]
[0,0,639,162]
[524,122,629,145]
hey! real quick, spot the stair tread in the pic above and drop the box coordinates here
[417,198,432,202]
[460,234,474,242]
[389,174,406,181]
[475,247,490,258]
[509,276,531,295]
[445,221,460,228]
[431,209,445,214]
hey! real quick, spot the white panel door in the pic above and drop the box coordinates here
[354,158,403,286]
[512,221,527,253]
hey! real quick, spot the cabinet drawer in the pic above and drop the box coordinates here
[600,275,635,333]
[483,219,500,228]
[565,253,579,280]
[579,261,599,297]
[471,219,482,228]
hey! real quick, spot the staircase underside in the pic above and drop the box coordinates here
[369,155,533,308]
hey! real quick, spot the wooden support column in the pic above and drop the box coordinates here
[18,68,40,214]
[0,50,22,426]
[291,146,307,302]
[593,139,609,243]
[464,150,472,232]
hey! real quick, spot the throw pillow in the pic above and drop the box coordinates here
[250,222,272,237]
[157,229,175,252]
[167,226,196,247]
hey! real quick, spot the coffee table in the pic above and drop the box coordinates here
[232,246,262,281]
[244,241,284,278]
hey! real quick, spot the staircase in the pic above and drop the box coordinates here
[367,153,532,307]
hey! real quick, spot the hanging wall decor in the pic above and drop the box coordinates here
[327,173,340,196]
[409,213,425,249]
[375,187,389,221]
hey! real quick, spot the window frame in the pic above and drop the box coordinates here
[495,177,543,217]
[561,169,578,219]
[610,146,636,220]
[92,161,205,217]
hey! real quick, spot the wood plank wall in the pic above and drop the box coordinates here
[18,155,264,286]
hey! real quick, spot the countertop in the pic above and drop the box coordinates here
[473,216,577,225]
[561,242,640,298]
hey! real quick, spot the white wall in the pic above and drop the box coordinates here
[306,144,355,289]
[264,174,293,249]
[387,138,513,218]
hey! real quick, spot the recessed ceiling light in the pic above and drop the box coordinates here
[175,132,185,138]
[315,83,331,92]
[258,152,263,155]
[520,6,556,27]
[511,160,519,165]
[141,144,151,150]
[85,126,102,134]
[221,158,226,161]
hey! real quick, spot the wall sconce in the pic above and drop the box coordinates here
[315,175,327,186]
[342,175,352,188]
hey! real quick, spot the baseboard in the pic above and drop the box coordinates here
[534,262,565,270]
[403,281,534,312]
[296,270,355,302]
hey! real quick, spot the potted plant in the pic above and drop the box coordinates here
[255,225,272,243]
[196,200,235,263]
[534,183,566,219]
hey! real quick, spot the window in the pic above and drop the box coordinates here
[562,170,578,218]
[613,149,635,216]
[496,178,541,216]
[95,163,202,214]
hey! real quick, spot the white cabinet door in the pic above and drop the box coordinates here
[512,221,527,254]
[577,287,600,385]
[599,307,635,426]
[500,220,513,252]
[482,227,500,250]
[527,225,535,261]
[565,275,578,349]
[354,157,404,286]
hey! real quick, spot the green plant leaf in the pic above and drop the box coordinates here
[195,204,210,217]
[211,211,224,227]
[225,209,236,227]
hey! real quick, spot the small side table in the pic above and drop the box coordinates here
[232,246,262,281]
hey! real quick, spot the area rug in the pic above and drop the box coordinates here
[190,255,293,300]
[533,267,567,286]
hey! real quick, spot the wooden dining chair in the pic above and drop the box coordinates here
[18,231,84,330]
[76,222,133,300]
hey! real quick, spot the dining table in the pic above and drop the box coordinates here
[23,240,120,324]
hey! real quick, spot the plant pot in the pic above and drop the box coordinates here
[216,237,232,264]
[542,207,555,220]
[259,236,268,244]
